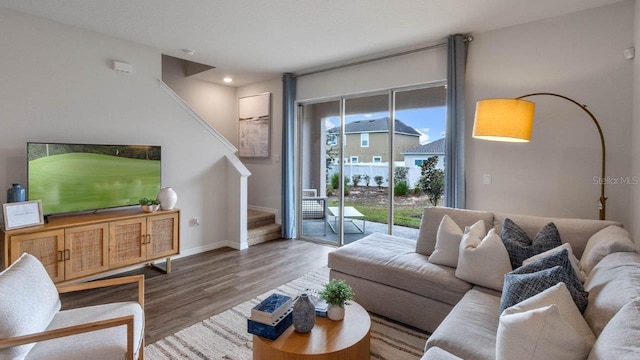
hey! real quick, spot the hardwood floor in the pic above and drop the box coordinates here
[60,239,334,344]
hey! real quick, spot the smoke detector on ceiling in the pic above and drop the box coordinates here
[182,48,195,56]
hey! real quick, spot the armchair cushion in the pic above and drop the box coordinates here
[25,302,144,360]
[0,253,61,359]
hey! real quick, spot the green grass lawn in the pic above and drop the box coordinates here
[328,199,424,229]
[29,153,160,214]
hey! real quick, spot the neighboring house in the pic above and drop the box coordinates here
[328,118,420,163]
[402,138,445,170]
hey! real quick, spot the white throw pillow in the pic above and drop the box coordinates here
[455,228,512,291]
[429,215,485,268]
[523,243,587,283]
[497,283,596,360]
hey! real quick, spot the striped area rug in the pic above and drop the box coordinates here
[146,267,429,360]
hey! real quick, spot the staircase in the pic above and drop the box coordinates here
[247,209,282,246]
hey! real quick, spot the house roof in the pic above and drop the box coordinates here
[329,118,420,137]
[402,138,445,155]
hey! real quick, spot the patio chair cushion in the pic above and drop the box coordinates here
[25,302,144,360]
[0,253,61,359]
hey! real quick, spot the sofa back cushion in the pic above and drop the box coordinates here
[0,253,61,359]
[583,251,640,336]
[493,213,621,259]
[416,207,493,256]
[580,225,637,274]
[587,298,640,360]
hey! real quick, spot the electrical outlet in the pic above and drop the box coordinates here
[189,217,200,227]
[483,173,492,185]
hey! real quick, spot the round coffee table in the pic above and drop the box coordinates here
[252,301,371,360]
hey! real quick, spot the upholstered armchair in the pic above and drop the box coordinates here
[0,253,145,360]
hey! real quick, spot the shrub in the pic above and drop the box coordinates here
[352,174,362,187]
[363,175,371,186]
[374,176,384,188]
[394,181,409,196]
[330,173,340,190]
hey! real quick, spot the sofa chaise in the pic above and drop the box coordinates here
[328,206,640,359]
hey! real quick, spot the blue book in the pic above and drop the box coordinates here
[251,293,292,324]
[248,308,293,340]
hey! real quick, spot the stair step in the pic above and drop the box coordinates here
[248,223,282,246]
[248,209,275,230]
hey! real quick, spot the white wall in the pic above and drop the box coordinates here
[297,46,447,101]
[162,56,238,147]
[237,78,284,222]
[466,1,634,227]
[0,8,239,255]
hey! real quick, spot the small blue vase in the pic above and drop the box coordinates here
[292,293,315,333]
[7,184,25,203]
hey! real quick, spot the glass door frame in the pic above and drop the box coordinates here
[296,81,446,246]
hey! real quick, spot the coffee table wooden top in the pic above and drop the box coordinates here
[253,301,371,359]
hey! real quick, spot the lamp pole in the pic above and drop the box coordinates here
[515,92,607,220]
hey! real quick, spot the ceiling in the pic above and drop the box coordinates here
[0,0,625,86]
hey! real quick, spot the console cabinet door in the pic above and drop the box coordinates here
[147,212,179,259]
[109,218,146,268]
[10,229,65,282]
[64,223,109,280]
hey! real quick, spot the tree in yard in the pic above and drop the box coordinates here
[363,175,371,186]
[418,156,445,206]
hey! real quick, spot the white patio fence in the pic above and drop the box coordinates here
[327,162,422,189]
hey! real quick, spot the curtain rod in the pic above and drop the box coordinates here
[295,34,472,78]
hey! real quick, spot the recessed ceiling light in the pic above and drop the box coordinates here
[223,77,233,83]
[182,48,195,56]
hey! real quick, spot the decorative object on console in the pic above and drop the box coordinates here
[139,198,160,213]
[157,187,177,210]
[319,278,355,321]
[292,293,315,333]
[472,92,607,220]
[6,184,25,203]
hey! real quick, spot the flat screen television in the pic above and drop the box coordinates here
[27,142,161,216]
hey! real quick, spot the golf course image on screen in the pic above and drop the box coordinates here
[27,143,161,215]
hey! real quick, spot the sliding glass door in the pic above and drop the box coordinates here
[297,83,446,245]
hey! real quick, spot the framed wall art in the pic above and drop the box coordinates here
[238,93,271,158]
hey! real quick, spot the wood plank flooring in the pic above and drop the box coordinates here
[60,239,334,344]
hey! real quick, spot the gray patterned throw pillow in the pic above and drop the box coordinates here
[501,218,563,269]
[500,249,588,313]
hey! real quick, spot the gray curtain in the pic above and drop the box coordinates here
[281,73,296,238]
[445,34,468,208]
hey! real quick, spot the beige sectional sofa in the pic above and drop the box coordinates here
[328,207,640,359]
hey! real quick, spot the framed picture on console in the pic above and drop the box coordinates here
[3,200,44,230]
[238,92,271,158]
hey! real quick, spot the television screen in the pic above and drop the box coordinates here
[27,142,161,215]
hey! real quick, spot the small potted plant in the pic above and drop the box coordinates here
[139,198,160,213]
[319,279,355,321]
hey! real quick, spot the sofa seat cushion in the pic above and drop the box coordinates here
[26,302,144,360]
[422,346,463,360]
[328,233,472,305]
[426,287,501,360]
[583,251,640,336]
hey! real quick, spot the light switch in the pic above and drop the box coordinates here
[483,173,492,185]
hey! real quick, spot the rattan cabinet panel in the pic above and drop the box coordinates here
[109,218,147,268]
[65,223,109,280]
[9,230,65,282]
[147,213,179,259]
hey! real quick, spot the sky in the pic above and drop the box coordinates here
[326,106,447,145]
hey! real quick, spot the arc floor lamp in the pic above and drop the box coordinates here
[472,92,607,220]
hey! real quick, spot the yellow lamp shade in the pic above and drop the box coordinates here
[472,99,535,142]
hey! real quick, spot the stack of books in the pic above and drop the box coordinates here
[247,293,293,340]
